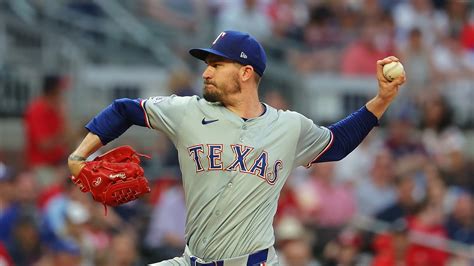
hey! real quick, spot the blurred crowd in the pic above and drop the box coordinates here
[1,0,474,266]
[141,0,474,126]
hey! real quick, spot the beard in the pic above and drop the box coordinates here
[203,75,241,103]
[203,89,222,103]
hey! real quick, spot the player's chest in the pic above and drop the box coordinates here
[179,120,292,184]
[181,115,286,147]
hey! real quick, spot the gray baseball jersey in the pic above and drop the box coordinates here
[141,95,331,260]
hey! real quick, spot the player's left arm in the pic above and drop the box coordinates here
[68,98,145,176]
[85,98,147,145]
[315,56,406,162]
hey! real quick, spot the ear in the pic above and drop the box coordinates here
[240,65,255,82]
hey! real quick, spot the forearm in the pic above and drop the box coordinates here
[316,106,378,162]
[68,132,103,176]
[70,132,103,158]
[365,95,392,119]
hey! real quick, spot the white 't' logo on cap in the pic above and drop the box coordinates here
[240,52,247,59]
[212,32,226,45]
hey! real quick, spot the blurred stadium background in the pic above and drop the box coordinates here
[0,0,474,265]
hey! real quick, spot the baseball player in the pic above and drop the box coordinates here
[68,30,406,265]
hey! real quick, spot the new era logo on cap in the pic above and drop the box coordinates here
[189,30,267,77]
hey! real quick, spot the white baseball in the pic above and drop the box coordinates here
[383,61,404,81]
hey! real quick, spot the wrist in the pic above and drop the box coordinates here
[68,154,87,162]
[68,154,87,177]
[365,96,391,119]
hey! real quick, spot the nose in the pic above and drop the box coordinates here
[202,66,213,80]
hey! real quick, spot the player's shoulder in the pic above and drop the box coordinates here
[264,104,312,127]
[270,106,309,121]
[147,94,199,103]
[144,94,202,108]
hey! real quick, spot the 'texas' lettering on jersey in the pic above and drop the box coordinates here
[187,144,282,185]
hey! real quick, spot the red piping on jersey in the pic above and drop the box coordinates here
[140,99,152,128]
[305,129,334,168]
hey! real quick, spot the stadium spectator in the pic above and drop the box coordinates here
[41,180,87,244]
[460,20,474,51]
[444,191,474,245]
[297,162,356,227]
[322,228,366,266]
[0,163,16,243]
[262,89,289,110]
[334,131,382,185]
[166,68,197,97]
[143,182,186,263]
[6,214,42,265]
[24,74,71,168]
[36,239,82,266]
[376,172,419,224]
[275,216,318,266]
[341,16,394,76]
[0,168,39,248]
[398,28,436,102]
[287,4,342,73]
[142,0,205,33]
[0,242,13,266]
[419,94,465,171]
[275,182,301,225]
[391,0,449,46]
[371,222,410,266]
[355,149,397,216]
[384,115,428,175]
[296,162,356,257]
[105,230,143,266]
[423,163,449,213]
[431,32,474,126]
[405,200,449,266]
[431,32,474,82]
[444,0,472,36]
[215,0,271,42]
[266,0,309,39]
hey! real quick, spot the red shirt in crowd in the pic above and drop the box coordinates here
[460,23,474,50]
[0,242,13,266]
[24,97,66,167]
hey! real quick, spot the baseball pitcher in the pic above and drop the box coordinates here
[68,30,406,265]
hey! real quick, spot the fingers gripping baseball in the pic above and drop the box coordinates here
[70,146,151,208]
[376,56,406,102]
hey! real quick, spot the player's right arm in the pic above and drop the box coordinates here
[295,57,406,167]
[365,56,406,119]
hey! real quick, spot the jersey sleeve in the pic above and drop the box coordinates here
[140,95,194,140]
[294,114,333,168]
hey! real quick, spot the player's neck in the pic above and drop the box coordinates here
[225,95,264,119]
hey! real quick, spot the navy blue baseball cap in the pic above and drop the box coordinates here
[189,30,267,77]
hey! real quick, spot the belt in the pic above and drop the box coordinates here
[189,248,269,266]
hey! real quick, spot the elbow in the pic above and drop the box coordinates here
[316,141,350,162]
[319,153,347,162]
[111,98,130,114]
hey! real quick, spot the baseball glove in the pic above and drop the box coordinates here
[71,145,151,210]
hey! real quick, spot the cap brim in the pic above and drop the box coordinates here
[189,48,231,62]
